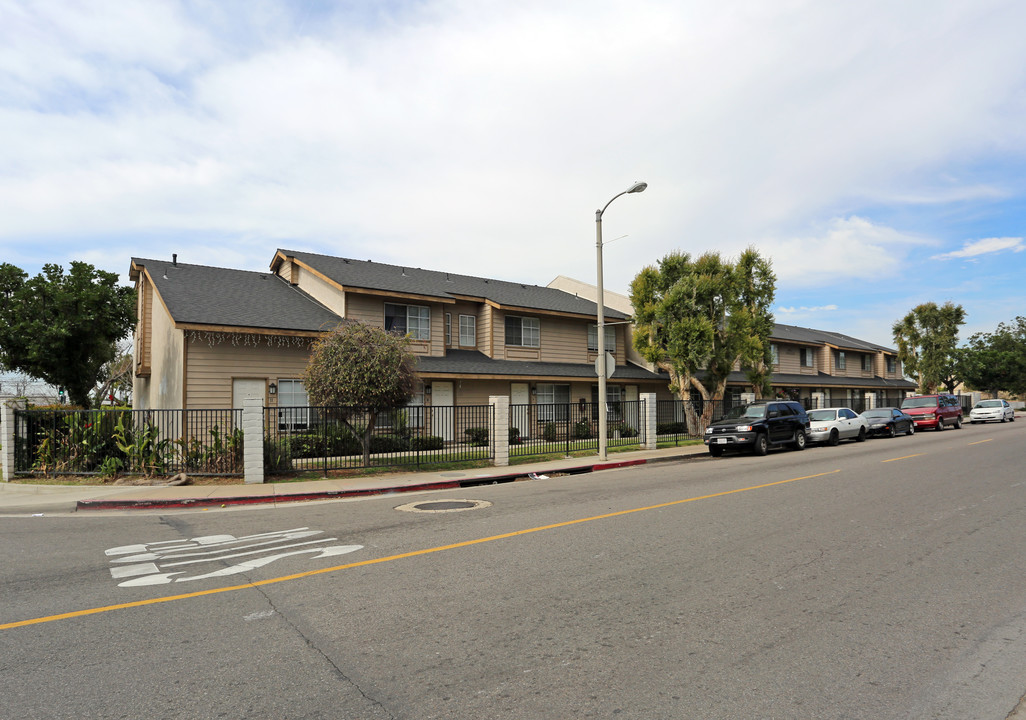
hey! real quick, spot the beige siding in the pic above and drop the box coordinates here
[481,304,494,357]
[291,265,345,318]
[135,299,184,410]
[186,336,314,409]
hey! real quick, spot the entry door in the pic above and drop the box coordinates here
[431,382,454,441]
[232,379,265,409]
[511,382,529,440]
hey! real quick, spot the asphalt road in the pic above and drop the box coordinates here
[2,419,1024,719]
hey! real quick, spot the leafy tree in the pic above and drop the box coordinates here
[630,247,776,431]
[0,262,135,408]
[302,322,417,466]
[955,317,1026,398]
[94,339,134,406]
[891,302,966,394]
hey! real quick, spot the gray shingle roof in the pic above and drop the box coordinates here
[279,249,629,319]
[132,258,341,333]
[772,323,896,353]
[416,350,666,381]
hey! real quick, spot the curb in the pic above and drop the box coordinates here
[75,451,704,511]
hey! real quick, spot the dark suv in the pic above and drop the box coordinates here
[704,401,811,457]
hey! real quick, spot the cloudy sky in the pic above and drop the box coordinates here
[2,0,1025,347]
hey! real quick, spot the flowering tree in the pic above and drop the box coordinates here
[302,322,417,465]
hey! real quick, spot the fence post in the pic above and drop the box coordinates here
[641,393,657,450]
[243,397,265,484]
[1,400,17,482]
[489,396,509,467]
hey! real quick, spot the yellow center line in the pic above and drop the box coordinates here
[883,453,925,463]
[968,439,993,445]
[2,469,842,632]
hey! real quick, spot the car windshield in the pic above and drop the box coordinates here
[901,397,937,409]
[722,404,767,420]
[863,409,890,418]
[807,410,836,421]
[976,400,1002,408]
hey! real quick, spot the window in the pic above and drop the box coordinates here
[862,354,873,372]
[385,303,430,341]
[445,313,451,346]
[587,324,616,352]
[277,379,310,430]
[505,316,540,347]
[886,356,896,373]
[592,384,623,421]
[537,383,570,420]
[770,343,779,366]
[836,351,846,370]
[459,315,476,347]
[800,348,815,367]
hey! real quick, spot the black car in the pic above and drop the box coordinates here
[861,407,915,438]
[704,401,810,457]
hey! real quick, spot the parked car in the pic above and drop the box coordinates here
[900,394,963,430]
[806,407,868,445]
[704,400,810,457]
[862,407,916,438]
[969,399,1016,423]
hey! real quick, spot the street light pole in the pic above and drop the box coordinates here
[595,181,647,461]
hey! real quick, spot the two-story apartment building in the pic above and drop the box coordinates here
[130,251,671,435]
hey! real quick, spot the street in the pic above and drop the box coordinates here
[2,420,1025,719]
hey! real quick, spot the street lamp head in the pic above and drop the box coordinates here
[627,181,647,194]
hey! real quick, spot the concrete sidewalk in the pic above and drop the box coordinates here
[0,443,708,515]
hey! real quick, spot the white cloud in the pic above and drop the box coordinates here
[777,305,839,314]
[931,237,1025,260]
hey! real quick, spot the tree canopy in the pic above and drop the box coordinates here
[891,301,966,394]
[954,316,1026,398]
[0,262,135,407]
[303,322,418,465]
[630,247,776,428]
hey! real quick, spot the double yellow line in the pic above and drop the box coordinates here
[2,469,842,631]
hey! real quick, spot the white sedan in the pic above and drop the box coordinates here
[969,399,1016,423]
[806,407,868,445]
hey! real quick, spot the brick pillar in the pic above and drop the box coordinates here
[1,400,16,482]
[489,395,510,467]
[641,393,657,450]
[243,397,265,484]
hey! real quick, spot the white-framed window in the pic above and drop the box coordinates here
[445,313,451,346]
[591,384,623,421]
[886,356,896,373]
[277,379,310,430]
[505,316,540,347]
[459,314,476,347]
[800,348,815,367]
[862,354,873,372]
[836,351,846,370]
[385,303,430,341]
[587,324,616,352]
[537,383,570,420]
[770,343,779,366]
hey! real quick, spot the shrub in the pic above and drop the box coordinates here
[264,438,292,473]
[410,435,444,451]
[573,419,591,439]
[543,422,558,442]
[619,424,639,438]
[509,427,521,445]
[370,434,409,453]
[657,422,688,435]
[464,427,489,446]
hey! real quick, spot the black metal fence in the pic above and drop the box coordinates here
[509,400,645,459]
[655,399,733,445]
[13,408,243,476]
[264,404,494,474]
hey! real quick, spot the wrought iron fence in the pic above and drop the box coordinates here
[264,404,494,473]
[654,399,732,445]
[509,400,645,459]
[13,408,243,476]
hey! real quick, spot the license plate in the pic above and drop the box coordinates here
[716,438,727,444]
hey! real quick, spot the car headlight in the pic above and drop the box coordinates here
[704,427,713,434]
[736,425,753,432]
[813,425,828,432]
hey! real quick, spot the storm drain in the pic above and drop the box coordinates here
[395,499,492,514]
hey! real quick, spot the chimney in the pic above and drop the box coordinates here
[173,254,178,266]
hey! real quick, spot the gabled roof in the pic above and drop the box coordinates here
[274,249,629,320]
[130,258,340,333]
[416,350,666,381]
[772,323,896,353]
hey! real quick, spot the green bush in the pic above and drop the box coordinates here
[465,427,489,446]
[264,439,292,473]
[657,422,688,435]
[509,427,521,445]
[573,419,591,439]
[543,422,558,442]
[618,424,639,438]
[370,434,409,453]
[410,435,444,451]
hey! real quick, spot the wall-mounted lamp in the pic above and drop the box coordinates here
[530,386,537,396]
[425,385,432,395]
[268,382,277,395]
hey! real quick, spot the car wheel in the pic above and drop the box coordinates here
[938,418,946,430]
[827,430,839,447]
[888,424,896,438]
[793,429,807,451]
[856,427,867,442]
[1000,416,1007,423]
[954,416,962,429]
[709,445,723,457]
[907,421,915,436]
[1011,415,1016,422]
[752,433,769,456]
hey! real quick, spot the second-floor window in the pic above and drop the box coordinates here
[862,354,873,372]
[385,303,430,341]
[836,351,846,370]
[770,343,779,366]
[459,315,476,347]
[587,324,616,352]
[800,348,815,367]
[505,316,540,347]
[886,356,896,373]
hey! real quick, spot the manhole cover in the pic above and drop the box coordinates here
[395,499,492,514]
